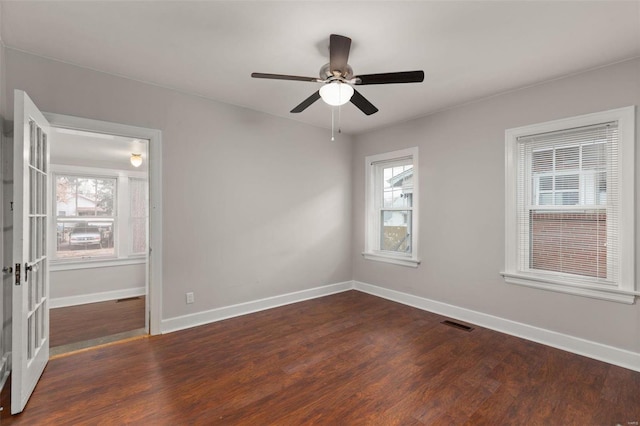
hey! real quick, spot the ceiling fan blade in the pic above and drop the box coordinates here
[350,89,378,116]
[355,71,425,85]
[252,73,319,83]
[291,91,321,113]
[329,34,352,75]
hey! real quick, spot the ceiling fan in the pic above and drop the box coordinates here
[251,34,424,116]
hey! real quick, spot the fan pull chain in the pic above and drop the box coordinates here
[331,106,335,141]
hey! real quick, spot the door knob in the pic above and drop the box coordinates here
[2,266,12,274]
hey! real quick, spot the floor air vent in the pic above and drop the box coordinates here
[441,320,474,332]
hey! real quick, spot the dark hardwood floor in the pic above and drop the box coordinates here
[2,290,639,424]
[50,297,146,348]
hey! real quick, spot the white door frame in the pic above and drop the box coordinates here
[43,113,163,335]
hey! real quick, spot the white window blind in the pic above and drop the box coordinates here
[516,122,619,284]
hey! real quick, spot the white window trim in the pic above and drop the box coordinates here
[502,106,637,304]
[50,257,145,272]
[363,147,420,268]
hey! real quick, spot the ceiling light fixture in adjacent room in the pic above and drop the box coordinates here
[130,153,142,167]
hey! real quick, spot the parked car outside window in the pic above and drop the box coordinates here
[68,227,102,249]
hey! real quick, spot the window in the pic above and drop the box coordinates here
[53,169,148,265]
[55,175,116,260]
[364,147,419,267]
[502,107,635,303]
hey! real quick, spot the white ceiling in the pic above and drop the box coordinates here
[51,127,148,172]
[1,1,639,135]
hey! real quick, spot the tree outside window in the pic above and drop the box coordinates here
[56,175,116,259]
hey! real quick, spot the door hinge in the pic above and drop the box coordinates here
[14,263,20,285]
[10,201,13,211]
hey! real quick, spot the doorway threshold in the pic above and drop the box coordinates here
[50,328,147,359]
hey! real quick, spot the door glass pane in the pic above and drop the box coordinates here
[30,217,36,261]
[30,169,37,215]
[40,217,47,258]
[29,120,36,167]
[27,316,33,361]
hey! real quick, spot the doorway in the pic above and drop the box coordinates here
[43,112,163,346]
[48,127,149,355]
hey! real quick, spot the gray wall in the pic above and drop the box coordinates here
[2,40,637,360]
[50,264,144,301]
[4,48,353,321]
[352,58,640,354]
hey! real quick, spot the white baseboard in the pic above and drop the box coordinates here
[354,281,640,373]
[161,281,353,334]
[50,287,146,308]
[158,279,639,372]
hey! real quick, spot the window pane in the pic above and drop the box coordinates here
[56,176,116,217]
[555,192,579,205]
[380,210,411,253]
[583,171,607,206]
[56,219,115,259]
[582,143,606,170]
[539,176,552,191]
[538,193,553,205]
[532,150,553,173]
[530,211,606,278]
[382,165,413,208]
[555,146,579,170]
[555,174,578,190]
[95,179,116,216]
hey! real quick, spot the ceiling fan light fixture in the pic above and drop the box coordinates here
[319,82,354,106]
[130,153,143,167]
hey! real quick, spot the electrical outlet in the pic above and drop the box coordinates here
[186,292,194,304]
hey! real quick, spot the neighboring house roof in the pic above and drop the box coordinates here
[57,194,105,213]
[387,168,413,188]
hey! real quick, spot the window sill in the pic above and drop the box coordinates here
[362,252,420,268]
[500,271,637,304]
[50,257,146,272]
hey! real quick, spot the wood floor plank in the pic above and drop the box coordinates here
[2,290,639,425]
[50,297,146,347]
